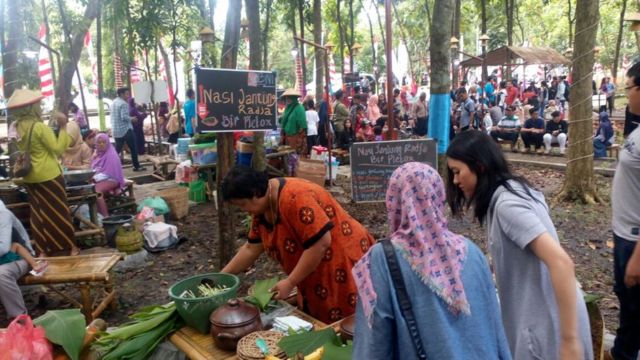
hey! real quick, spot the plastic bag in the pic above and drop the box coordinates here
[136,197,170,215]
[0,314,53,360]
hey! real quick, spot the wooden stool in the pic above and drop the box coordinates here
[607,144,620,160]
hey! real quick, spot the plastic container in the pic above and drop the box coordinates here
[189,142,217,165]
[102,214,134,247]
[189,180,207,203]
[237,152,253,167]
[177,137,191,156]
[310,146,328,161]
[168,273,240,334]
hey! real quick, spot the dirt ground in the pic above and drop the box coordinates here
[1,164,619,336]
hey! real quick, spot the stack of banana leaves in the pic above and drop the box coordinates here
[91,302,182,360]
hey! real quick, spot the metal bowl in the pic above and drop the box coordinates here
[63,169,95,184]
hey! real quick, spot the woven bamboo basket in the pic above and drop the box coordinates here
[157,187,189,220]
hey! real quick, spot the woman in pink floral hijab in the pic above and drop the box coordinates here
[352,162,511,359]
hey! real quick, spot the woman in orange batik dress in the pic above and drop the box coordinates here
[221,166,375,324]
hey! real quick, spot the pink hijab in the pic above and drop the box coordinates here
[352,162,470,326]
[367,95,381,122]
[91,133,125,188]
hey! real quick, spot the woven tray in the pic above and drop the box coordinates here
[236,331,286,360]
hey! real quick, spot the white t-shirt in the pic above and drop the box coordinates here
[612,126,640,241]
[305,110,319,136]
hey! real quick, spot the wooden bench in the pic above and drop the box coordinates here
[148,156,179,181]
[20,253,122,322]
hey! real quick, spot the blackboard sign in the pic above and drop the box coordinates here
[350,139,438,203]
[195,68,277,132]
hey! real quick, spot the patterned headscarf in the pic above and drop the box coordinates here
[353,162,470,327]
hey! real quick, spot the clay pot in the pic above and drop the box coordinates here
[209,298,263,351]
[339,314,355,342]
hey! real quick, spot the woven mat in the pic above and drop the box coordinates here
[236,331,286,360]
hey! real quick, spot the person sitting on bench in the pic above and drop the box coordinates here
[520,108,545,154]
[490,105,521,152]
[594,111,615,158]
[92,133,126,217]
[543,111,569,154]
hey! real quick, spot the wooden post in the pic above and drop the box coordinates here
[384,0,395,140]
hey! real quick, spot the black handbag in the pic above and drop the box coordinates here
[12,123,35,178]
[380,239,428,359]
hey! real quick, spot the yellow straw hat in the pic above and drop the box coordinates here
[6,89,44,109]
[280,88,301,98]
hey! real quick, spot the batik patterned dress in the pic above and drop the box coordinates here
[248,178,375,323]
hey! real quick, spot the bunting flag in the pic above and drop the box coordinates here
[328,54,341,93]
[343,56,351,75]
[114,55,123,88]
[84,32,98,95]
[38,24,54,99]
[130,57,142,84]
[295,52,304,95]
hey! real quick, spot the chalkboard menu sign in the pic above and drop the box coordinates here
[350,139,438,203]
[195,68,277,132]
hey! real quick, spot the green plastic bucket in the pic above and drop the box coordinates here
[189,180,207,203]
[168,273,240,333]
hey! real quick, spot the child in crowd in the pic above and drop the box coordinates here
[305,99,319,154]
[373,126,383,141]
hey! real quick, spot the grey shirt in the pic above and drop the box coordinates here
[487,181,593,360]
[612,126,640,241]
[460,98,475,128]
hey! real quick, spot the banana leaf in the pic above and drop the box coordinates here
[102,315,180,360]
[277,327,337,357]
[34,309,86,360]
[245,277,280,311]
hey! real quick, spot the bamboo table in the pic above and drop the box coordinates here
[19,253,123,322]
[169,307,327,360]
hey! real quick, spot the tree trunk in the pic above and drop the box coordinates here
[313,0,323,102]
[567,0,576,48]
[158,42,174,106]
[337,0,345,82]
[481,0,488,81]
[297,0,307,95]
[246,0,266,172]
[506,0,514,79]
[452,0,461,88]
[261,0,273,69]
[348,0,355,74]
[430,0,454,173]
[373,0,386,69]
[612,0,627,84]
[217,0,242,268]
[424,0,432,30]
[96,2,106,130]
[3,0,21,102]
[208,0,216,28]
[56,0,98,114]
[558,0,600,204]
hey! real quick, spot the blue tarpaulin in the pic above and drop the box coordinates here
[428,93,451,154]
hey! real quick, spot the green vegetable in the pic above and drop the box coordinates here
[245,277,279,311]
[92,302,180,359]
[34,309,86,360]
[192,133,217,144]
[277,327,336,357]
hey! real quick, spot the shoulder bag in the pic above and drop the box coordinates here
[12,123,36,178]
[380,239,427,359]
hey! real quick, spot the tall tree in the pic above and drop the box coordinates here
[559,0,600,204]
[3,0,23,102]
[429,0,454,174]
[361,0,376,89]
[612,0,627,83]
[297,0,307,95]
[347,0,355,73]
[391,0,413,79]
[313,0,323,101]
[567,0,576,48]
[373,0,386,64]
[97,2,106,130]
[336,0,345,80]
[452,0,461,87]
[41,0,57,92]
[217,0,242,268]
[506,0,515,79]
[246,0,266,172]
[481,0,488,80]
[54,0,100,114]
[261,0,274,68]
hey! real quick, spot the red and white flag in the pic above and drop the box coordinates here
[295,53,304,95]
[114,55,123,88]
[84,32,98,95]
[38,24,54,99]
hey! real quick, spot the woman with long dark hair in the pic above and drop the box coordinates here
[445,130,593,360]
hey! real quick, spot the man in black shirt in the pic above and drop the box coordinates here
[543,110,568,154]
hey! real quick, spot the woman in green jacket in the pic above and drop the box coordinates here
[9,89,79,256]
[280,89,307,155]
